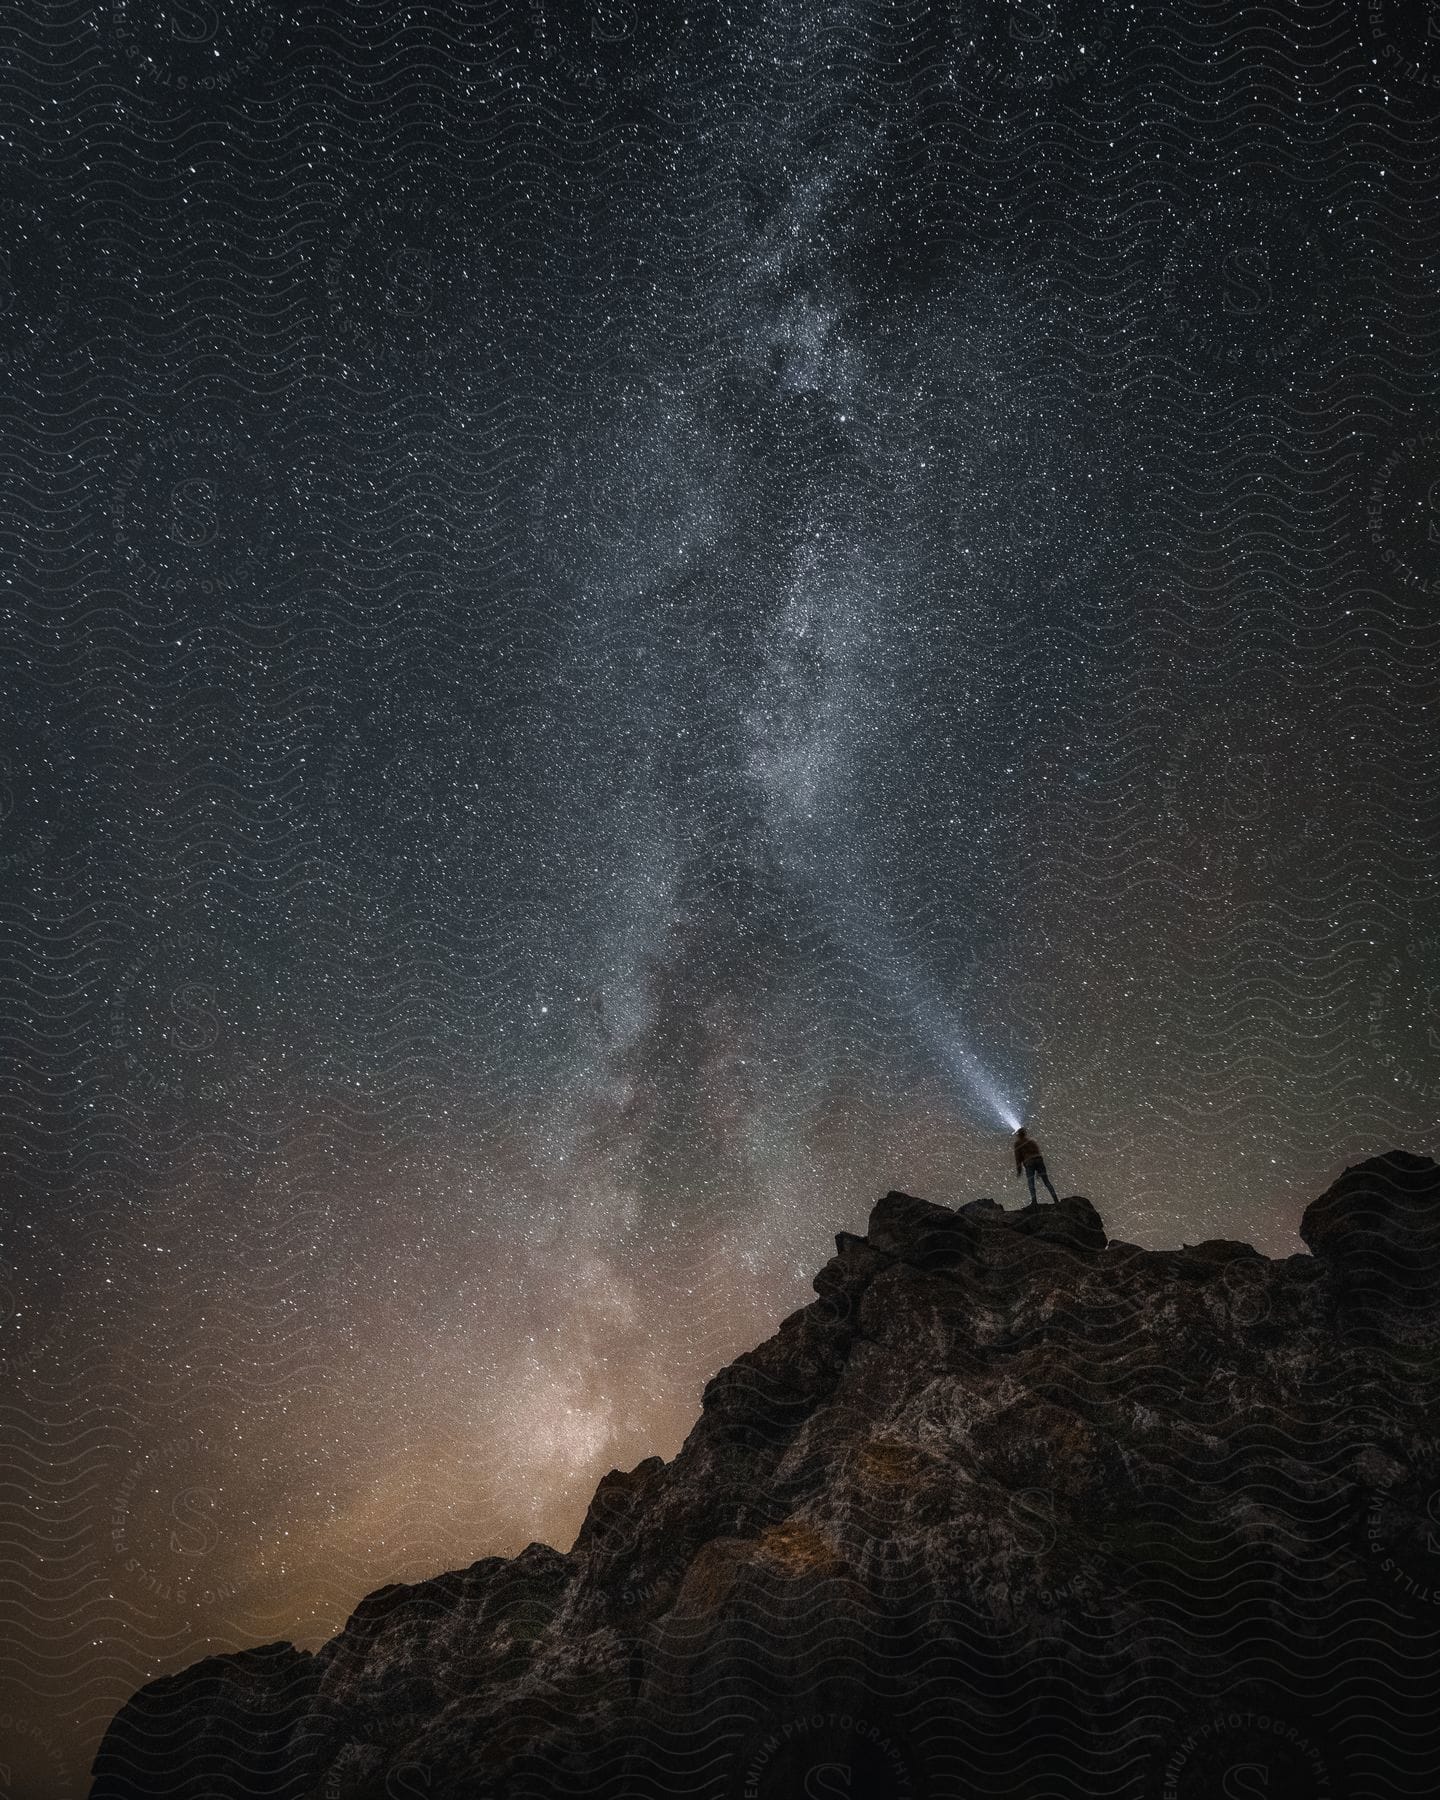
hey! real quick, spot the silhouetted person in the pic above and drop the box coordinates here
[1014,1124,1059,1205]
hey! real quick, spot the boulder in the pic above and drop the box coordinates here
[89,1642,317,1800]
[1300,1150,1440,1332]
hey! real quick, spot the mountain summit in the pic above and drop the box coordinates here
[91,1154,1440,1799]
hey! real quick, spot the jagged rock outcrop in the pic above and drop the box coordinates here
[91,1156,1440,1800]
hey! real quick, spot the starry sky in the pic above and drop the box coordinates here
[3,1,1440,1792]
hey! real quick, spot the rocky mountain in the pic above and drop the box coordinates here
[91,1151,1440,1799]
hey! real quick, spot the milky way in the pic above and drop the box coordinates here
[2,2,1438,1790]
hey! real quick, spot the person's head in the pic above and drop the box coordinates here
[1014,1124,1026,1138]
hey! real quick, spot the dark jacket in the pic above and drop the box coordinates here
[1014,1133,1043,1174]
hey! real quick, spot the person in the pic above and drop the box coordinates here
[1013,1124,1059,1205]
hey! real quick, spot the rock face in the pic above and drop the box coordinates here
[92,1160,1440,1800]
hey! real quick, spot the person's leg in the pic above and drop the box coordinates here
[1026,1162,1038,1204]
[1038,1161,1059,1203]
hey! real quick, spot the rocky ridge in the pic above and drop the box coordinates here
[91,1151,1440,1799]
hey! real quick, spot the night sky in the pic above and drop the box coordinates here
[3,1,1440,1792]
